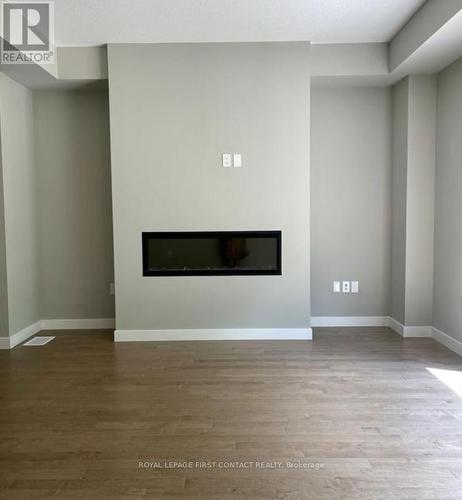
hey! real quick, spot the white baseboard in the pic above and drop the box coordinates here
[402,325,433,338]
[115,328,312,342]
[3,319,461,361]
[0,321,42,349]
[388,317,404,336]
[10,321,42,348]
[311,316,389,327]
[432,327,462,357]
[41,318,115,330]
[313,316,434,339]
[0,318,115,350]
[388,317,432,338]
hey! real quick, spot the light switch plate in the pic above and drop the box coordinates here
[333,281,341,293]
[351,281,359,293]
[342,281,350,293]
[222,154,232,167]
[233,154,242,168]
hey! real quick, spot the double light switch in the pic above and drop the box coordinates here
[222,154,242,168]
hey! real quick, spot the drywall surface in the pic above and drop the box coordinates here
[0,73,40,335]
[108,42,311,331]
[0,130,8,337]
[390,76,436,327]
[390,78,409,324]
[311,86,392,316]
[57,46,108,80]
[33,90,115,320]
[433,55,462,342]
[405,75,436,326]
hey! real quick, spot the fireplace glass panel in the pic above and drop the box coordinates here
[142,231,281,276]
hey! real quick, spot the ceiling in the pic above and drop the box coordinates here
[54,0,426,46]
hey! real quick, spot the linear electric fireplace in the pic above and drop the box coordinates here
[142,231,282,276]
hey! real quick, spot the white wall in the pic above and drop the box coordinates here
[311,86,392,317]
[33,90,115,320]
[108,42,311,332]
[433,55,462,343]
[0,73,40,336]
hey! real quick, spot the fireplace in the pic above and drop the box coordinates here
[142,231,282,276]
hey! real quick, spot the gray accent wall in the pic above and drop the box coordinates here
[0,73,40,336]
[311,86,392,317]
[433,56,462,343]
[108,42,311,331]
[33,90,115,320]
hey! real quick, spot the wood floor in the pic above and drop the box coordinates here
[1,327,462,499]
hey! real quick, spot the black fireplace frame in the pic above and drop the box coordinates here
[142,231,282,276]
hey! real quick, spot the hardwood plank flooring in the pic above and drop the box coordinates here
[1,327,462,499]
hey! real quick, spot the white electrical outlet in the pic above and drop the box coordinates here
[333,281,341,293]
[351,281,359,293]
[222,153,232,167]
[342,281,350,293]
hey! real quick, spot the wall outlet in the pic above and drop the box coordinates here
[342,281,350,293]
[222,153,232,167]
[333,281,341,293]
[110,283,115,295]
[351,281,359,294]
